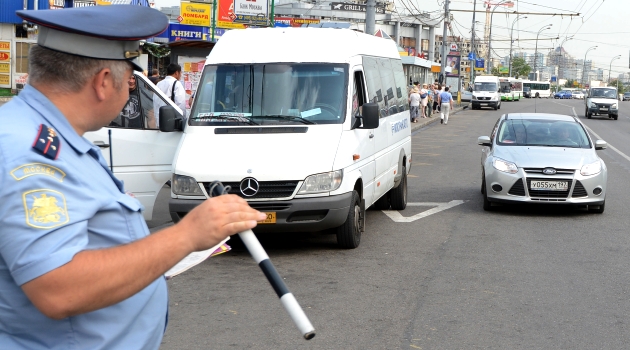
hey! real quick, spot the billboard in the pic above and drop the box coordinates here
[233,0,268,25]
[446,55,460,77]
[180,2,211,27]
[217,0,247,29]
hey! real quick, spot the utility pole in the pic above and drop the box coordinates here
[365,0,376,35]
[470,0,476,86]
[440,0,450,85]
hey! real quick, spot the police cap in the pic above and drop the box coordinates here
[16,5,168,71]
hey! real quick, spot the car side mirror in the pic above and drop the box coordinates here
[478,136,492,146]
[159,106,184,132]
[595,140,607,150]
[356,102,379,129]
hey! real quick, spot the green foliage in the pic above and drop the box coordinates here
[510,57,530,78]
[608,80,626,94]
[564,79,576,88]
[142,43,171,58]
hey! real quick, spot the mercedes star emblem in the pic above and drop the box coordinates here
[240,177,259,197]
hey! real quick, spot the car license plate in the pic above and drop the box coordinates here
[258,212,276,224]
[480,103,487,106]
[600,108,608,111]
[530,181,568,191]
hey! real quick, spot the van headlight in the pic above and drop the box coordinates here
[298,170,343,194]
[580,160,602,176]
[612,104,618,109]
[172,174,204,195]
[492,158,518,174]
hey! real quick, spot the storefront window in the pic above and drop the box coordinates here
[15,42,33,74]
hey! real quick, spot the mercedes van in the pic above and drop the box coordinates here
[161,28,412,249]
[472,75,501,110]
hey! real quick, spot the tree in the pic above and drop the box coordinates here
[564,79,576,88]
[609,79,626,94]
[510,57,530,79]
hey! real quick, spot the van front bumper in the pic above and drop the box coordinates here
[169,192,352,233]
[472,100,499,108]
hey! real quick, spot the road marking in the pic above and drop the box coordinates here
[572,107,630,163]
[381,200,465,223]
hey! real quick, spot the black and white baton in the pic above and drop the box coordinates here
[207,182,316,340]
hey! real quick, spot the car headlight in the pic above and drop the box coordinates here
[580,160,602,176]
[172,174,204,195]
[588,102,596,108]
[298,170,343,194]
[612,104,618,109]
[492,158,518,174]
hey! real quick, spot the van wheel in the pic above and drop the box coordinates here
[586,108,592,119]
[336,191,362,249]
[390,166,407,210]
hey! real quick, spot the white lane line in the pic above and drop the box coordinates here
[572,107,630,163]
[382,200,466,223]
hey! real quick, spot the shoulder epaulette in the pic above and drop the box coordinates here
[32,124,61,160]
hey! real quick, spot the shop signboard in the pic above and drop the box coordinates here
[274,17,320,27]
[0,75,9,86]
[446,54,460,77]
[180,2,211,27]
[168,24,208,41]
[329,2,385,14]
[0,52,10,62]
[0,63,9,74]
[233,0,269,25]
[217,0,246,29]
[0,41,9,51]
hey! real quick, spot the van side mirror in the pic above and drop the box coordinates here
[159,106,184,132]
[356,102,379,129]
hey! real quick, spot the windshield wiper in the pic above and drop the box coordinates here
[255,115,316,124]
[206,115,259,125]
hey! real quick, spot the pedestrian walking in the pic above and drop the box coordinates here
[409,87,420,123]
[432,84,441,115]
[439,86,455,125]
[0,6,266,349]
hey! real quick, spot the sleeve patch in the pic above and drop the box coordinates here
[11,163,66,182]
[22,189,69,229]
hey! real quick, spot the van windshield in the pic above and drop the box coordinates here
[189,63,348,126]
[474,82,497,92]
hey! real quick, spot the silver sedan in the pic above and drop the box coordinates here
[478,113,608,213]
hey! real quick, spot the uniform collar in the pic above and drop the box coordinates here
[18,84,94,155]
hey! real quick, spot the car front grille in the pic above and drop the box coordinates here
[571,181,588,197]
[203,181,299,199]
[524,168,575,175]
[478,97,491,101]
[526,178,573,198]
[508,179,526,196]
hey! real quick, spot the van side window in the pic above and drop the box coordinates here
[391,59,408,112]
[377,58,398,117]
[352,70,367,127]
[363,56,383,118]
[110,76,158,129]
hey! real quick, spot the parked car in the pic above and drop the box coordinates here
[623,92,630,101]
[572,91,585,99]
[554,90,573,99]
[478,113,607,213]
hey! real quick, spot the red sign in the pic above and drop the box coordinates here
[0,52,9,62]
[229,13,236,21]
[177,15,184,23]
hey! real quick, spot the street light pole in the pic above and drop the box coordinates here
[509,15,527,77]
[486,0,513,74]
[558,36,572,91]
[533,24,552,81]
[582,46,597,88]
[609,55,621,83]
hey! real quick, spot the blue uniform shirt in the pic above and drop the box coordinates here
[0,85,168,349]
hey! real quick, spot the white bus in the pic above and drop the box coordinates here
[511,78,523,101]
[522,80,551,98]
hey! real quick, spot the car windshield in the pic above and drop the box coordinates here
[590,88,617,99]
[189,63,348,126]
[497,119,591,149]
[624,93,630,96]
[474,82,497,92]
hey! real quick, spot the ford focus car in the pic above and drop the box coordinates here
[554,90,573,99]
[478,113,607,213]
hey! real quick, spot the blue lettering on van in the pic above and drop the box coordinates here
[391,119,409,134]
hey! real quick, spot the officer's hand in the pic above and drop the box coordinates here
[178,195,267,252]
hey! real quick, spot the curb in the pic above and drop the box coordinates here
[0,97,14,102]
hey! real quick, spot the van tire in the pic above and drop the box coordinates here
[336,191,362,249]
[373,193,390,210]
[390,165,407,210]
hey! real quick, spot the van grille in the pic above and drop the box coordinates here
[205,181,299,199]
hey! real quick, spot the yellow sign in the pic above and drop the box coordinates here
[0,63,9,73]
[96,0,111,4]
[180,2,211,27]
[0,74,9,85]
[0,41,9,51]
[431,65,441,73]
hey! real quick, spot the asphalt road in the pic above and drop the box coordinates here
[153,97,630,349]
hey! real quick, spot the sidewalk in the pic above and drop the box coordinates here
[410,102,468,132]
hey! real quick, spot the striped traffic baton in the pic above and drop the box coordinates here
[207,182,316,340]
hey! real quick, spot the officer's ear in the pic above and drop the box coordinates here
[91,67,113,101]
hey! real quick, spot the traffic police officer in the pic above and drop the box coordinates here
[0,5,266,349]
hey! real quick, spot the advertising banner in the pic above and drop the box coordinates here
[180,2,211,27]
[0,41,9,51]
[499,66,508,74]
[233,0,269,26]
[475,59,485,71]
[274,17,320,27]
[217,0,246,29]
[446,55,460,77]
[0,63,9,73]
[0,52,10,62]
[0,74,9,86]
[168,24,208,41]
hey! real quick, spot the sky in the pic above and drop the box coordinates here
[152,0,628,78]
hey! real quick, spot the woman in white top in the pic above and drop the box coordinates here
[408,87,421,123]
